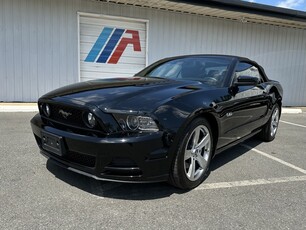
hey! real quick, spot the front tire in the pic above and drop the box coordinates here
[259,103,280,142]
[170,118,213,189]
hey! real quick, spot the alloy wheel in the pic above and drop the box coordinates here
[184,125,211,181]
[270,107,279,137]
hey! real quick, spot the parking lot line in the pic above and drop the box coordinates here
[196,175,306,190]
[241,144,306,174]
[280,120,306,129]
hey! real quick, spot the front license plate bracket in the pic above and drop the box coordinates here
[41,131,66,156]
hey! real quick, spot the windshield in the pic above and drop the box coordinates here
[144,57,231,87]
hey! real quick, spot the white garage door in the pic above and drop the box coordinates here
[79,13,148,81]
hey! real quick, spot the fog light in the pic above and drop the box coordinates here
[118,119,127,130]
[87,112,96,128]
[43,104,51,117]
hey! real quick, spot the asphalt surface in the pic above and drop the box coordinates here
[0,111,305,229]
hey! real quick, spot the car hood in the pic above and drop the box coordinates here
[42,77,207,112]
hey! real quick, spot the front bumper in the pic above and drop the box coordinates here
[31,114,170,182]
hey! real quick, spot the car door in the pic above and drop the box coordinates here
[216,61,269,148]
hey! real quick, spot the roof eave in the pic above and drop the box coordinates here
[170,0,306,23]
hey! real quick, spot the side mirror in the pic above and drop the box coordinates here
[234,75,260,86]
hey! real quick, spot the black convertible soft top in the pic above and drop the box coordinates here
[136,54,269,82]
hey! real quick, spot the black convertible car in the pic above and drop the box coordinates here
[31,55,283,189]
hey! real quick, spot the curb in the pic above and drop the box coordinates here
[282,108,303,114]
[0,104,38,112]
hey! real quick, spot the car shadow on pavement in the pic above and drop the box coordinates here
[46,138,263,200]
[210,138,262,171]
[46,160,186,200]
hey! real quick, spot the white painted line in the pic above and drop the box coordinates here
[281,108,302,114]
[241,144,306,174]
[280,120,306,129]
[196,175,306,190]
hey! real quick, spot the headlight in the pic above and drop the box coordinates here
[86,112,97,128]
[114,114,159,132]
[137,116,158,131]
[127,115,139,130]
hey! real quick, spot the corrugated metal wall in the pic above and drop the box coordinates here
[0,0,305,105]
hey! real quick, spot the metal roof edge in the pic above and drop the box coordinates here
[169,0,306,23]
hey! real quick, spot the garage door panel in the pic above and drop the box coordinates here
[80,23,146,34]
[80,17,147,30]
[80,41,147,53]
[80,54,146,65]
[81,72,135,80]
[80,62,144,71]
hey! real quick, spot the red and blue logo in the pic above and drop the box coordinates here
[85,27,141,64]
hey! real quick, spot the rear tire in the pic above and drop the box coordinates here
[259,103,280,142]
[169,118,213,190]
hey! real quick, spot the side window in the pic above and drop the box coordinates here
[233,62,264,83]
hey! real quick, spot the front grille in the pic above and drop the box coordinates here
[109,157,138,167]
[47,150,96,168]
[66,151,96,168]
[40,102,107,135]
[48,104,86,128]
[103,157,142,176]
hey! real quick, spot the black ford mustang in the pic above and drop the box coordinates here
[31,55,283,189]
